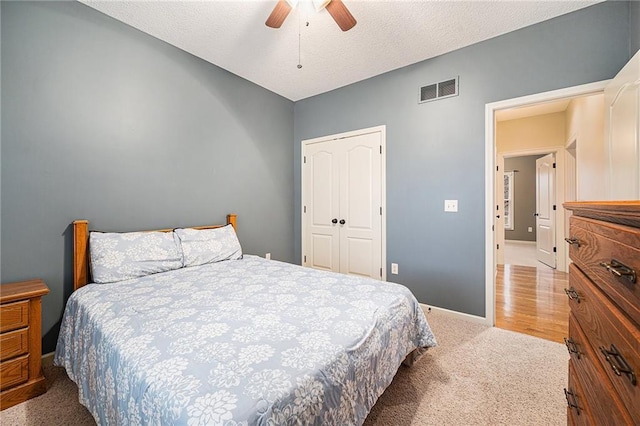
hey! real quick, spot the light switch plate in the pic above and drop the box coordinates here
[391,263,398,274]
[444,200,458,212]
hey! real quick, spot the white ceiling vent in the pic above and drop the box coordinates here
[419,77,459,103]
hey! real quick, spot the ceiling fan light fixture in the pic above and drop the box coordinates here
[312,0,331,12]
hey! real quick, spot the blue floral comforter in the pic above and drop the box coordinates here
[55,255,436,425]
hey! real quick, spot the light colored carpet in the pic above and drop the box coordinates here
[1,310,568,425]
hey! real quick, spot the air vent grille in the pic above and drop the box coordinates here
[419,76,459,103]
[420,84,438,102]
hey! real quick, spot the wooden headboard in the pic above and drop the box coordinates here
[73,214,237,291]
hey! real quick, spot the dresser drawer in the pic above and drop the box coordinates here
[567,362,595,425]
[568,263,640,420]
[567,314,633,424]
[568,216,640,325]
[0,300,29,333]
[0,354,29,391]
[0,328,28,361]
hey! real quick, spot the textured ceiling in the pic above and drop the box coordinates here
[80,0,603,101]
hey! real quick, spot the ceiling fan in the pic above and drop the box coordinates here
[266,0,357,32]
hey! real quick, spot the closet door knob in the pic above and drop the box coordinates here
[339,219,346,225]
[331,218,338,224]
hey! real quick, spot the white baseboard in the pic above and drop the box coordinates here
[420,303,491,325]
[42,351,55,367]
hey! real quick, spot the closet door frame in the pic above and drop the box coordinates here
[301,125,387,281]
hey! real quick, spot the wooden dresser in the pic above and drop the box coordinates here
[0,279,49,410]
[563,202,640,425]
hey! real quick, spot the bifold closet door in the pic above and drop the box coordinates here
[303,131,382,279]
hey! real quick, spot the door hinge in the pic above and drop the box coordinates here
[380,267,383,277]
[304,206,306,213]
[304,255,307,263]
[492,225,494,231]
[380,145,382,154]
[496,205,499,211]
[553,247,557,253]
[380,206,382,215]
[497,244,500,250]
[496,165,499,172]
[553,162,556,168]
[304,156,306,164]
[553,205,556,210]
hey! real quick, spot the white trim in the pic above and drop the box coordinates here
[485,80,609,326]
[42,351,55,367]
[301,125,387,281]
[420,303,490,325]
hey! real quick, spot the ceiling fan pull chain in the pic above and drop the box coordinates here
[297,16,302,69]
[297,11,309,70]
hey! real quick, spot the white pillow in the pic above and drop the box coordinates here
[89,231,183,283]
[174,225,242,267]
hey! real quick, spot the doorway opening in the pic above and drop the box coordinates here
[501,153,553,268]
[484,80,610,340]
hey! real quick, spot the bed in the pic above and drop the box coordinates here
[55,215,436,425]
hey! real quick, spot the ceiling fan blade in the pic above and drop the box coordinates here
[266,0,293,29]
[325,0,356,31]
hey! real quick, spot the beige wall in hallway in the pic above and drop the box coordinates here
[496,112,566,153]
[565,94,605,200]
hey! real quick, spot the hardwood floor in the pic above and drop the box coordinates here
[496,264,570,344]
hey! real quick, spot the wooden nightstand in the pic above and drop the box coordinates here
[0,279,49,410]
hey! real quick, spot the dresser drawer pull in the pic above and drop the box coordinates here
[600,344,637,386]
[564,287,580,303]
[564,237,581,247]
[599,259,636,284]
[564,338,581,359]
[564,388,580,415]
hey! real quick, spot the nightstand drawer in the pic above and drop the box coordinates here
[0,354,29,391]
[0,328,28,361]
[0,300,29,333]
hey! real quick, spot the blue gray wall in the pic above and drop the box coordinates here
[293,1,631,317]
[2,1,636,353]
[1,1,294,353]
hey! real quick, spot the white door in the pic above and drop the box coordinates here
[605,50,640,199]
[536,153,556,268]
[339,133,382,277]
[302,129,384,279]
[304,141,340,272]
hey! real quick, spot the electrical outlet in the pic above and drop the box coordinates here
[391,263,398,274]
[444,200,458,212]
[528,227,533,232]
[265,253,271,260]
